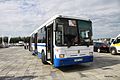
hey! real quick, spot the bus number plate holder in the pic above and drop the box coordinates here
[74,58,83,62]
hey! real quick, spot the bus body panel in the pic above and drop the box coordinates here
[54,46,93,58]
[53,46,93,67]
[32,44,93,67]
[37,43,46,54]
[54,56,93,67]
[31,43,35,51]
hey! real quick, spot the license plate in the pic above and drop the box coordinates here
[74,58,83,62]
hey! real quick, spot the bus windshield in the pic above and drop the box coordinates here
[55,18,92,47]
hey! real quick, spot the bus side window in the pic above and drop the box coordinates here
[37,27,46,43]
[56,31,62,44]
[55,24,63,45]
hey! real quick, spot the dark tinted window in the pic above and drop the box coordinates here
[37,27,46,43]
[55,18,93,46]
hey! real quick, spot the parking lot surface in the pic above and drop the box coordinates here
[0,47,120,80]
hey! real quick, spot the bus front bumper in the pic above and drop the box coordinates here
[54,56,93,67]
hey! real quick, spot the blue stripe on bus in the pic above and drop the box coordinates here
[54,56,93,67]
[37,44,46,47]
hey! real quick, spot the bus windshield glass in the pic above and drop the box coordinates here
[55,18,92,46]
[78,20,92,45]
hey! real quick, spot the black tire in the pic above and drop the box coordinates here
[93,48,96,52]
[107,50,110,53]
[111,48,117,55]
[41,51,47,64]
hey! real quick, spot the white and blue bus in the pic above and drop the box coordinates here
[29,15,93,67]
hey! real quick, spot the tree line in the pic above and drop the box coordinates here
[0,36,30,44]
[10,37,30,43]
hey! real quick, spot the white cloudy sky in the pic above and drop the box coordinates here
[0,0,120,38]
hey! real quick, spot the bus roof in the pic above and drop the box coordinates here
[30,15,91,36]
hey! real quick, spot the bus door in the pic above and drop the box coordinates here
[46,25,54,64]
[29,37,32,51]
[34,33,38,51]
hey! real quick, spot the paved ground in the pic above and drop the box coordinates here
[0,47,120,80]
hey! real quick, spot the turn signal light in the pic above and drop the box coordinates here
[59,54,64,58]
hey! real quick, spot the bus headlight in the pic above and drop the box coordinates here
[89,52,93,56]
[59,54,65,58]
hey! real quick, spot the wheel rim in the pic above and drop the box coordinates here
[97,49,100,53]
[111,50,115,54]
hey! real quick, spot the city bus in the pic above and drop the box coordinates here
[29,15,93,67]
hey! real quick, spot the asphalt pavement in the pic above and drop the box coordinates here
[0,47,120,80]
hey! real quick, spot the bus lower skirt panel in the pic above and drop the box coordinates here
[54,56,93,68]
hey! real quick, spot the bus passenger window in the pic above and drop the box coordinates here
[55,24,63,45]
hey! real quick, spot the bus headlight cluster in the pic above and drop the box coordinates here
[59,54,65,58]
